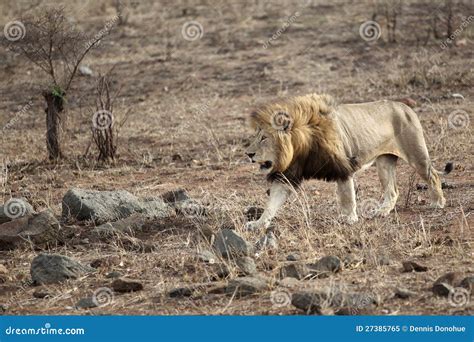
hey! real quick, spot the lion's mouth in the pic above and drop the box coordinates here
[260,161,273,170]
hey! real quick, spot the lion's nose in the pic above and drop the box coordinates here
[246,152,255,160]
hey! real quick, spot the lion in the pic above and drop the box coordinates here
[245,93,452,230]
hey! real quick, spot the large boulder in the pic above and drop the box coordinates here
[62,188,170,224]
[31,254,94,285]
[0,198,35,224]
[0,210,60,250]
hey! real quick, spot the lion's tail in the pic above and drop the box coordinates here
[436,162,454,175]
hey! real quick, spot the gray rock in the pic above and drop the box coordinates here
[0,198,34,224]
[78,65,93,76]
[196,250,217,263]
[213,229,254,258]
[279,263,310,280]
[169,287,193,298]
[279,277,301,288]
[255,231,278,251]
[292,290,376,314]
[402,261,428,272]
[93,213,149,235]
[236,256,257,275]
[432,272,463,296]
[31,254,94,284]
[106,271,122,279]
[307,256,342,278]
[286,254,300,261]
[161,189,189,204]
[111,278,143,293]
[76,297,98,309]
[226,275,271,296]
[0,209,60,250]
[62,188,170,224]
[460,276,474,291]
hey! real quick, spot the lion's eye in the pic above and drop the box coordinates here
[260,136,267,142]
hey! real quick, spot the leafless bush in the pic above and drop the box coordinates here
[4,8,113,160]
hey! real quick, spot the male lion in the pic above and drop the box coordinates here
[245,93,452,230]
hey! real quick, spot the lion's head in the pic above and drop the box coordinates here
[245,93,337,176]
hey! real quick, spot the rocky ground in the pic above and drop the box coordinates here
[0,0,473,315]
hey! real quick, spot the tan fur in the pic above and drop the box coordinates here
[245,93,449,227]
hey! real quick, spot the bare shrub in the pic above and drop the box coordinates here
[4,8,113,160]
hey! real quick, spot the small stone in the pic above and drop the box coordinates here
[90,256,121,269]
[78,65,93,76]
[286,254,300,261]
[213,229,254,258]
[460,276,474,291]
[279,277,301,288]
[395,287,417,299]
[169,287,193,298]
[244,206,264,221]
[33,290,50,299]
[279,263,310,280]
[236,256,257,275]
[111,278,143,293]
[76,297,98,309]
[226,276,271,296]
[402,261,428,272]
[106,271,122,279]
[307,256,342,277]
[432,272,463,296]
[196,250,217,263]
[161,189,189,204]
[291,291,325,314]
[255,231,278,251]
[0,209,60,250]
[31,254,94,285]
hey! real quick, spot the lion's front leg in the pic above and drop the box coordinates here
[245,182,291,231]
[336,177,358,224]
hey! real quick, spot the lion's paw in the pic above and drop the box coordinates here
[341,214,358,225]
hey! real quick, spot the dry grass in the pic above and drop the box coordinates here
[0,0,472,315]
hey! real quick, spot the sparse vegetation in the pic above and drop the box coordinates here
[0,0,471,316]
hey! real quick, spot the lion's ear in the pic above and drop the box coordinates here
[272,111,293,132]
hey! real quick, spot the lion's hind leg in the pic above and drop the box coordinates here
[376,154,399,216]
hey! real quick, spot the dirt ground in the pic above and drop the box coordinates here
[0,0,473,315]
